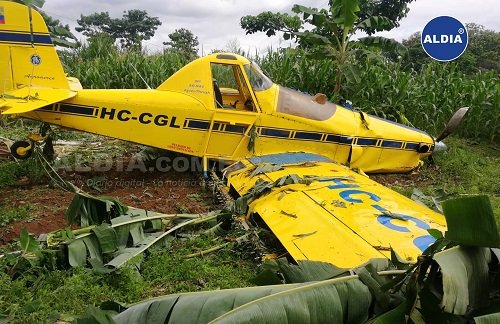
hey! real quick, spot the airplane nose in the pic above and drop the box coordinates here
[433,141,448,153]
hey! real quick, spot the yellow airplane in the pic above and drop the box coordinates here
[0,1,467,267]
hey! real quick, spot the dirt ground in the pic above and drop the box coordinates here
[0,156,219,245]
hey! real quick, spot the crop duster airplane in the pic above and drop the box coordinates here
[0,1,469,267]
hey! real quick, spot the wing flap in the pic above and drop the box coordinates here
[1,88,76,114]
[226,153,447,267]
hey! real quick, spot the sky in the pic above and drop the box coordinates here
[41,0,500,55]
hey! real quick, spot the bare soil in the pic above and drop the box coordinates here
[0,158,218,245]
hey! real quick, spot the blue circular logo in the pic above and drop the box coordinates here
[30,54,42,66]
[421,16,468,62]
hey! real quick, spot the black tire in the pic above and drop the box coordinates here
[10,141,33,160]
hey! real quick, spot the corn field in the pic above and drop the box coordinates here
[59,44,499,141]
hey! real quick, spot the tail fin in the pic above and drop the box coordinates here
[0,1,69,93]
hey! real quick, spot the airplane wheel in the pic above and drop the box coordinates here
[10,141,33,160]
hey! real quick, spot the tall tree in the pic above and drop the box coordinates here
[163,28,199,59]
[76,10,161,50]
[75,12,114,38]
[113,10,161,50]
[241,0,414,41]
[240,0,408,94]
[402,24,500,73]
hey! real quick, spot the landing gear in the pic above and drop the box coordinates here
[10,123,54,160]
[10,140,33,160]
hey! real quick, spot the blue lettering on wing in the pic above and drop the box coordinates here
[322,178,435,251]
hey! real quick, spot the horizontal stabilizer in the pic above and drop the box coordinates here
[1,88,76,114]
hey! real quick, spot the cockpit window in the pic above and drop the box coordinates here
[244,62,273,91]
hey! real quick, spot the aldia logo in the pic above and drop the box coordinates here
[421,16,468,61]
[423,34,463,44]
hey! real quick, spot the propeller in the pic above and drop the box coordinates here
[435,107,469,142]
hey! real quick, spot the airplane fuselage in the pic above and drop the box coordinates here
[20,83,435,173]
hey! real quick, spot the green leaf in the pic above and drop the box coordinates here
[475,313,500,324]
[357,16,396,33]
[114,284,300,323]
[339,63,362,84]
[249,164,283,178]
[372,302,406,324]
[427,229,443,239]
[293,31,332,45]
[355,263,390,314]
[276,258,348,283]
[359,36,408,56]
[390,248,411,270]
[75,305,116,324]
[213,277,371,323]
[68,239,88,267]
[330,0,360,29]
[433,246,491,315]
[417,287,464,324]
[83,236,103,265]
[443,195,500,247]
[250,260,283,286]
[19,228,38,254]
[21,299,41,314]
[92,224,118,254]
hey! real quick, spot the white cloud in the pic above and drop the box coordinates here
[40,0,500,54]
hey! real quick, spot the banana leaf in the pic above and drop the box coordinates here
[64,193,129,226]
[63,209,220,269]
[442,195,500,247]
[111,275,373,324]
[475,313,500,324]
[433,246,491,315]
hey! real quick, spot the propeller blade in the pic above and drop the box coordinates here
[435,107,469,142]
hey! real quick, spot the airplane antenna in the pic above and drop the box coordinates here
[130,64,152,90]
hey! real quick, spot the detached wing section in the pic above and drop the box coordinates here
[225,153,446,268]
[1,88,76,114]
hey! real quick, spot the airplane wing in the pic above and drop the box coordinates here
[224,153,446,268]
[1,88,76,115]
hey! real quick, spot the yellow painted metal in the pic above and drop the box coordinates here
[0,1,436,173]
[1,88,76,114]
[226,155,446,267]
[0,2,70,92]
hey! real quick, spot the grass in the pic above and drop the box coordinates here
[0,231,258,323]
[0,204,35,227]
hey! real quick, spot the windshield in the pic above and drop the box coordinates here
[244,62,273,91]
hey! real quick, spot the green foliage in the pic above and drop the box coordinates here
[291,1,406,93]
[240,11,302,37]
[255,47,336,95]
[241,0,408,93]
[0,204,34,227]
[64,193,128,227]
[0,226,257,323]
[0,159,46,188]
[75,9,162,50]
[356,0,414,34]
[402,24,500,74]
[341,59,500,140]
[163,28,199,59]
[60,43,189,89]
